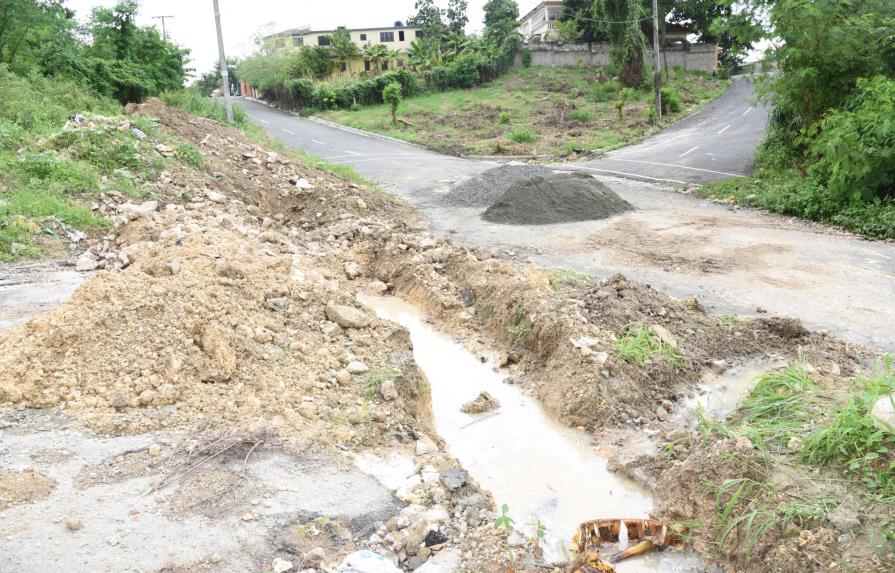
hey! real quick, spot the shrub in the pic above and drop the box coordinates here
[660,86,683,114]
[568,109,592,122]
[521,49,532,68]
[508,127,537,144]
[175,143,204,168]
[498,111,511,124]
[382,82,402,126]
[594,80,620,102]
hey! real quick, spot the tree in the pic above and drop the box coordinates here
[382,81,402,126]
[386,48,403,70]
[362,43,388,74]
[446,0,468,37]
[0,0,78,72]
[408,0,447,42]
[407,38,444,70]
[561,0,609,43]
[669,0,763,70]
[330,27,359,75]
[482,0,519,44]
[597,0,646,88]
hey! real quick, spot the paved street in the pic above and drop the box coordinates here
[239,85,895,352]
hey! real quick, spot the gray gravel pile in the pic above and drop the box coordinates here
[439,164,558,208]
[482,172,633,225]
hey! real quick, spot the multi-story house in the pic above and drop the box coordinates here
[516,0,565,43]
[263,22,423,76]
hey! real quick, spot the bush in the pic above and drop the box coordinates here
[159,90,252,129]
[593,80,620,103]
[521,49,532,68]
[508,127,537,144]
[175,143,204,168]
[382,81,403,126]
[498,111,511,124]
[660,86,683,113]
[568,109,592,122]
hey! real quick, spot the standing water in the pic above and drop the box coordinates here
[358,295,702,570]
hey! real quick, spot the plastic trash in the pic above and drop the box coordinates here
[572,518,686,567]
[335,550,402,573]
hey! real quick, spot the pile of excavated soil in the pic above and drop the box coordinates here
[482,171,633,225]
[439,164,556,208]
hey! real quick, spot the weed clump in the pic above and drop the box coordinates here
[616,323,685,369]
[508,127,537,144]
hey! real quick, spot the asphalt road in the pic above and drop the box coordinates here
[238,86,895,352]
[566,76,769,184]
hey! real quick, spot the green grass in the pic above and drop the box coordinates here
[364,366,403,397]
[549,268,593,291]
[506,309,534,342]
[616,323,685,369]
[320,66,729,157]
[175,143,204,168]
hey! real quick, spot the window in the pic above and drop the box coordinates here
[397,60,404,68]
[360,33,367,41]
[399,30,405,41]
[292,35,303,47]
[340,62,347,72]
[382,60,389,70]
[380,31,394,42]
[317,35,331,46]
[364,60,371,72]
[415,30,423,38]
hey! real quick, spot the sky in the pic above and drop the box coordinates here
[64,0,545,77]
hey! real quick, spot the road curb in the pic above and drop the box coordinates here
[306,116,428,150]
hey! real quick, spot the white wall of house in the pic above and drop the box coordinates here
[269,26,422,53]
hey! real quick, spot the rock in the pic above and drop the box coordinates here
[655,406,668,421]
[347,361,369,374]
[9,242,26,255]
[147,444,161,456]
[380,380,398,401]
[264,297,290,312]
[321,321,343,338]
[205,190,227,204]
[827,506,860,531]
[650,324,678,348]
[120,201,158,220]
[460,391,500,414]
[871,393,895,433]
[439,469,468,492]
[363,280,388,295]
[325,304,371,329]
[335,369,351,385]
[415,436,438,456]
[307,547,326,565]
[419,237,438,250]
[423,530,448,547]
[295,178,314,190]
[241,512,254,521]
[506,531,526,547]
[272,558,294,573]
[414,549,460,573]
[787,436,803,451]
[75,253,99,271]
[196,322,236,382]
[733,436,753,452]
[571,336,600,349]
[66,517,82,531]
[155,143,174,156]
[259,230,280,243]
[344,262,361,279]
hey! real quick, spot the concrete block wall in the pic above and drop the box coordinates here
[515,42,719,74]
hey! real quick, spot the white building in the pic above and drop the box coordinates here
[517,0,565,42]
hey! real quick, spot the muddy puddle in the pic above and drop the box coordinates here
[689,363,772,419]
[358,295,703,570]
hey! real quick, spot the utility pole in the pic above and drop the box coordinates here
[212,0,233,123]
[651,0,662,120]
[152,15,174,41]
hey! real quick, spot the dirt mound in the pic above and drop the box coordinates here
[482,171,633,225]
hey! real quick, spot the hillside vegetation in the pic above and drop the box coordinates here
[320,66,728,157]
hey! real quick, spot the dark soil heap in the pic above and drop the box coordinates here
[482,171,633,225]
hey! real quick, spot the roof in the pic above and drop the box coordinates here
[266,25,421,40]
[517,0,564,25]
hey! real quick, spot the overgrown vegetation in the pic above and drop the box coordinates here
[703,0,895,239]
[321,66,727,157]
[616,323,685,369]
[698,359,895,558]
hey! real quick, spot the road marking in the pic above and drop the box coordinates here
[259,119,269,125]
[344,150,363,156]
[742,108,753,116]
[311,139,326,145]
[717,124,731,135]
[678,146,699,158]
[281,128,295,135]
[603,158,744,178]
[566,166,691,186]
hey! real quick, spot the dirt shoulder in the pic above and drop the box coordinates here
[1,99,892,573]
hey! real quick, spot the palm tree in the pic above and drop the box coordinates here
[407,38,443,71]
[386,48,403,70]
[362,43,388,74]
